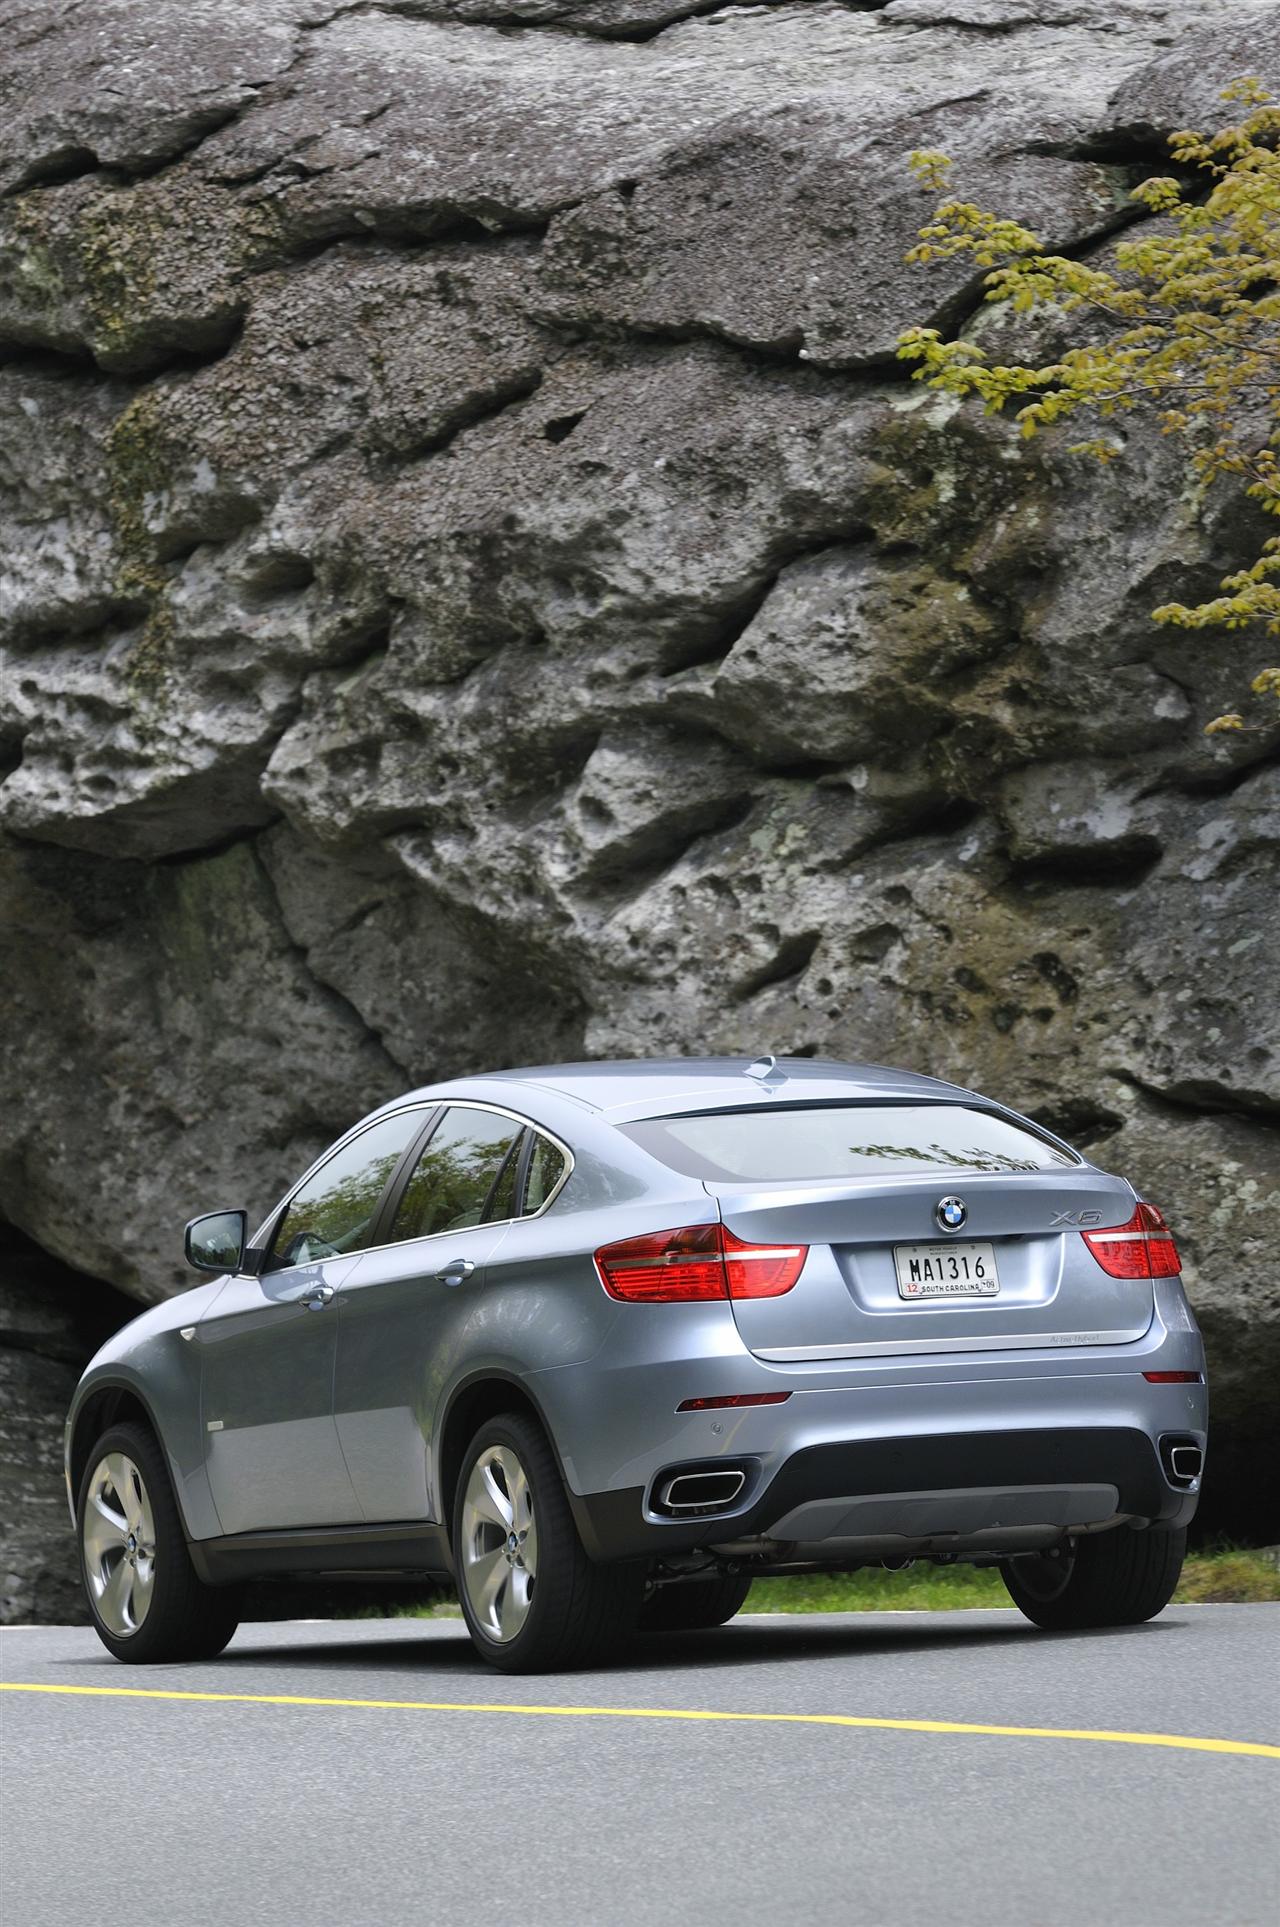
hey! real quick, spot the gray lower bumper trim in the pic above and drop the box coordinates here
[766,1483,1120,1543]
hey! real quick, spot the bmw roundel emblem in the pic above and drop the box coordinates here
[936,1195,968,1233]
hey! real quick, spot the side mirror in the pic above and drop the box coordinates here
[184,1209,248,1274]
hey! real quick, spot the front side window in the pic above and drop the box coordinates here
[390,1107,522,1242]
[268,1110,425,1270]
[620,1104,1077,1183]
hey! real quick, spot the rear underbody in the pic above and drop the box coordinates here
[571,1424,1203,1577]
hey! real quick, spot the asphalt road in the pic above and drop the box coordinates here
[3,1605,1277,1927]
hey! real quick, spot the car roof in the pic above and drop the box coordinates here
[444,1056,978,1123]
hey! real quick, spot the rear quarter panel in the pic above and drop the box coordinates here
[431,1130,716,1503]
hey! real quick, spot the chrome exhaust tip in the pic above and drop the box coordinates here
[1160,1436,1203,1487]
[655,1469,747,1514]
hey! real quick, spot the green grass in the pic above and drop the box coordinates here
[1171,1547,1280,1605]
[743,1545,1280,1613]
[746,1564,1008,1613]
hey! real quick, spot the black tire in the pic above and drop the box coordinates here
[639,1573,753,1633]
[452,1412,643,1673]
[77,1421,240,1664]
[1001,1526,1186,1631]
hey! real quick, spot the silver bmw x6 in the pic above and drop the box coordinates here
[66,1056,1206,1672]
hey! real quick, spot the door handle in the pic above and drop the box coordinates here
[434,1258,476,1287]
[300,1283,335,1310]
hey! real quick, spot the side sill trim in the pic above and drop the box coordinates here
[188,1521,453,1586]
[754,1326,1151,1362]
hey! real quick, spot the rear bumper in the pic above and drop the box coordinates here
[570,1426,1200,1562]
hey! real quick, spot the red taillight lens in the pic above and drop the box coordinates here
[1081,1203,1182,1279]
[677,1392,793,1411]
[594,1223,807,1303]
[1137,1202,1182,1278]
[721,1225,808,1299]
[594,1223,726,1302]
[1143,1371,1202,1384]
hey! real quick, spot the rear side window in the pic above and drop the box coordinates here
[620,1105,1076,1183]
[483,1135,525,1225]
[523,1133,568,1214]
[391,1107,522,1241]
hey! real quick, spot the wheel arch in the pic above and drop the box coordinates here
[437,1371,568,1541]
[69,1381,170,1518]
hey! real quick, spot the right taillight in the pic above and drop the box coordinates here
[595,1223,807,1303]
[1138,1203,1182,1277]
[1082,1202,1182,1279]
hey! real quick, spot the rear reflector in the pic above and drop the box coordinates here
[1143,1371,1202,1384]
[595,1223,807,1303]
[677,1392,793,1412]
[1082,1203,1182,1279]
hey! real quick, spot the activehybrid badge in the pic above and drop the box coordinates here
[935,1195,968,1233]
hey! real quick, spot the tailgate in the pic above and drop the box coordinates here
[708,1171,1152,1360]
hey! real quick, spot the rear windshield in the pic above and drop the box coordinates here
[620,1104,1077,1183]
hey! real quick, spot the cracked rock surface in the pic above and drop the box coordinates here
[2,0,1278,1609]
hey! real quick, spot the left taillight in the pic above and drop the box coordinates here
[594,1222,807,1303]
[1082,1202,1182,1280]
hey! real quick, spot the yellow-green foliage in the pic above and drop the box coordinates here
[898,82,1280,732]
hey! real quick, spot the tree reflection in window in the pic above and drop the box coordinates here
[621,1104,1075,1184]
[269,1111,424,1269]
[842,1143,1040,1175]
[392,1108,521,1241]
[523,1135,567,1213]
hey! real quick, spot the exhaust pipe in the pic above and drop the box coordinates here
[655,1469,746,1514]
[1160,1437,1203,1486]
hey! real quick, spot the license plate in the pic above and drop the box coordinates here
[894,1242,1000,1298]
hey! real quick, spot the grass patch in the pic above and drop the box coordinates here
[746,1566,1009,1614]
[1172,1547,1280,1605]
[743,1545,1280,1613]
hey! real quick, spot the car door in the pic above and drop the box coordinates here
[199,1107,429,1535]
[333,1105,532,1523]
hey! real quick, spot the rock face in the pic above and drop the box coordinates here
[2,0,1278,1613]
[0,1226,137,1624]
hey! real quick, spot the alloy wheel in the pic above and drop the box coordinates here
[82,1452,157,1637]
[459,1443,539,1643]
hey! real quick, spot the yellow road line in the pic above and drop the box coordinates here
[2,1681,1276,1759]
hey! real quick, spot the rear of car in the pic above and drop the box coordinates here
[550,1078,1205,1629]
[65,1055,1206,1674]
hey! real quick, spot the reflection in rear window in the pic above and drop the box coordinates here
[620,1105,1077,1182]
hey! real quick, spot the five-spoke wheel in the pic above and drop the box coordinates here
[82,1451,157,1637]
[76,1421,240,1663]
[459,1442,540,1644]
[452,1412,643,1671]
